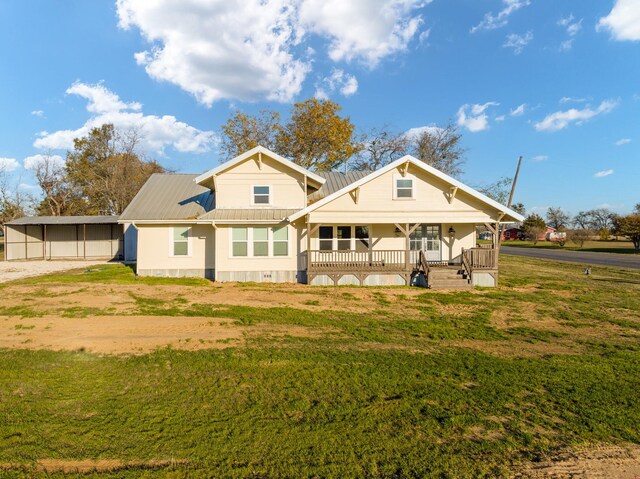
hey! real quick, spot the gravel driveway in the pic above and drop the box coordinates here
[0,260,111,283]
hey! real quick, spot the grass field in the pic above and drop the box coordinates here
[0,256,639,477]
[502,239,639,255]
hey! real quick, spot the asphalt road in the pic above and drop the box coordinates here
[500,246,640,270]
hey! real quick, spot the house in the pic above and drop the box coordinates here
[501,227,524,241]
[119,146,523,287]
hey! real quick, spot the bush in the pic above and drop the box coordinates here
[568,229,593,248]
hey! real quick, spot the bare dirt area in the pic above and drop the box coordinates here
[0,314,328,354]
[0,260,108,283]
[515,444,640,478]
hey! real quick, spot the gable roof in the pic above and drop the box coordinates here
[309,171,370,203]
[194,145,326,188]
[7,215,119,226]
[288,155,526,223]
[119,174,214,221]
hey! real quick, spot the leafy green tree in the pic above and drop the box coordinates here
[614,214,640,251]
[220,110,282,159]
[277,99,358,171]
[523,213,546,244]
[410,124,465,178]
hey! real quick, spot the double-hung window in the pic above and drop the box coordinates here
[253,186,270,205]
[395,178,414,199]
[172,227,190,256]
[317,226,370,251]
[231,226,289,257]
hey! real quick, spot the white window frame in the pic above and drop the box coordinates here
[316,225,371,251]
[393,174,415,200]
[169,226,192,257]
[229,226,291,258]
[252,185,271,206]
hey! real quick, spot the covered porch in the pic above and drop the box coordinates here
[303,221,501,287]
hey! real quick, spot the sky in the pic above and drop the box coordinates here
[0,0,639,217]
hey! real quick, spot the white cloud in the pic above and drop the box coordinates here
[531,155,548,162]
[594,169,614,178]
[615,138,631,146]
[315,69,358,99]
[404,125,445,140]
[495,115,506,122]
[457,102,499,132]
[534,100,618,132]
[23,154,66,171]
[0,157,20,172]
[598,0,640,41]
[116,0,428,105]
[31,110,44,117]
[33,82,216,155]
[560,96,587,104]
[558,14,582,51]
[503,31,533,55]
[510,103,526,116]
[471,0,530,33]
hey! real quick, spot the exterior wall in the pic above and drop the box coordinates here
[308,165,498,224]
[5,224,122,261]
[471,271,498,287]
[215,223,301,282]
[123,223,138,262]
[214,153,306,209]
[136,224,215,278]
[310,274,407,286]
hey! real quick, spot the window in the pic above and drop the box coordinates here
[253,227,268,256]
[172,227,190,256]
[253,186,270,205]
[273,227,288,256]
[317,225,370,251]
[395,178,414,199]
[232,227,248,256]
[231,226,289,257]
[319,226,333,251]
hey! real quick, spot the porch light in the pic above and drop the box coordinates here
[448,226,456,237]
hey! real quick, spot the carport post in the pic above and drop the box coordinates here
[83,224,86,259]
[43,224,47,260]
[24,225,28,260]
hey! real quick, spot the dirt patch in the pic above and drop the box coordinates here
[515,444,640,478]
[0,315,328,354]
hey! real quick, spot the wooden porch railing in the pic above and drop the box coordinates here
[462,247,497,272]
[307,249,409,273]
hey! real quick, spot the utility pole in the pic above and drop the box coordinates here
[498,156,523,247]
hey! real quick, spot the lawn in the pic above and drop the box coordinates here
[502,238,639,255]
[0,256,639,478]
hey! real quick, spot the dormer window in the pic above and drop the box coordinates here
[394,177,414,199]
[253,185,270,205]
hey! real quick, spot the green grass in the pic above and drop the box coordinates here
[0,256,639,477]
[503,239,639,255]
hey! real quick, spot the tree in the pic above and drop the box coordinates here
[614,214,640,251]
[511,202,525,216]
[220,110,282,159]
[352,127,409,171]
[523,213,546,244]
[276,99,358,171]
[0,167,32,227]
[634,203,640,214]
[32,153,82,216]
[65,124,165,215]
[546,207,570,231]
[410,124,465,178]
[567,228,593,248]
[477,177,512,206]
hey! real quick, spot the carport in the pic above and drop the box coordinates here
[4,216,123,261]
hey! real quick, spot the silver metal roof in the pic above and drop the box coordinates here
[308,171,370,203]
[6,215,119,226]
[119,174,214,221]
[198,209,298,222]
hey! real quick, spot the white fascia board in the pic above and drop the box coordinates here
[194,145,325,187]
[118,219,216,225]
[287,155,525,223]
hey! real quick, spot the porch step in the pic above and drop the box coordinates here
[427,267,471,290]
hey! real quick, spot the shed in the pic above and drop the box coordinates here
[4,216,123,261]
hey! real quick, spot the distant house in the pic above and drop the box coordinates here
[502,227,524,241]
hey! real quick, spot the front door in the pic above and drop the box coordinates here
[410,225,441,262]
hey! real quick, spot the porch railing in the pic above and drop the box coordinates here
[462,247,497,271]
[307,249,409,272]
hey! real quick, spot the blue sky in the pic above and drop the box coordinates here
[0,0,638,217]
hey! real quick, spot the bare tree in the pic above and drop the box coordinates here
[546,207,570,231]
[32,153,79,216]
[352,127,409,171]
[410,124,465,178]
[477,177,512,206]
[0,167,33,227]
[568,229,593,248]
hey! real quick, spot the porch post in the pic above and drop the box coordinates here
[404,223,410,272]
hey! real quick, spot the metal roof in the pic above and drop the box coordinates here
[308,171,370,203]
[198,209,298,222]
[6,215,119,226]
[119,174,214,221]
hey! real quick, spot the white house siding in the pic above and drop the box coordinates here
[136,224,215,279]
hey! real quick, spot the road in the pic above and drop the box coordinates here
[500,246,640,270]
